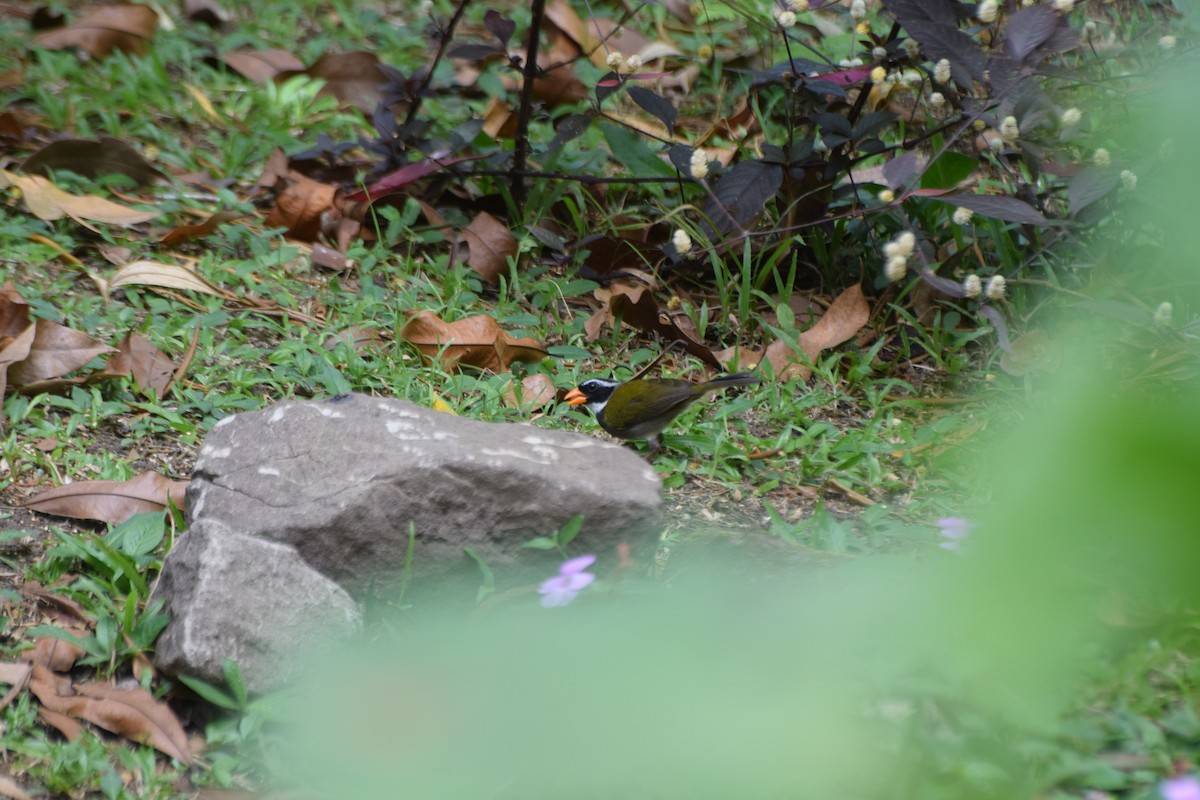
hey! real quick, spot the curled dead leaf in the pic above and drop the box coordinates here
[7,320,116,388]
[160,210,247,246]
[459,211,518,284]
[222,49,306,83]
[264,175,338,241]
[108,260,223,299]
[764,284,870,381]
[23,471,188,526]
[400,311,547,373]
[33,4,158,58]
[501,373,557,413]
[589,283,719,368]
[0,170,159,230]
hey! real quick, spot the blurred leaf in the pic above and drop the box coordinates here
[108,260,222,297]
[1068,168,1121,216]
[0,170,159,229]
[882,0,985,86]
[22,137,164,186]
[627,86,677,135]
[159,210,246,246]
[501,373,557,412]
[32,4,157,58]
[221,49,306,83]
[919,152,975,190]
[765,284,870,381]
[279,51,390,114]
[264,175,337,240]
[704,160,783,236]
[941,193,1049,225]
[484,10,516,45]
[1005,5,1061,63]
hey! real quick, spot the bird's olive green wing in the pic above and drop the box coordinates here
[601,380,700,430]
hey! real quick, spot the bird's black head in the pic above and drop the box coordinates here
[565,378,621,412]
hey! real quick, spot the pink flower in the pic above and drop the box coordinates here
[538,555,597,607]
[1162,776,1200,800]
[937,517,974,551]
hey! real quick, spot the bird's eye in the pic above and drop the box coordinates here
[581,380,599,392]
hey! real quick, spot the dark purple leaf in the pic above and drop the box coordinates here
[812,112,851,138]
[595,71,621,104]
[940,194,1050,226]
[882,150,922,189]
[448,43,502,61]
[1067,168,1121,216]
[1005,5,1060,63]
[704,160,783,236]
[978,305,1012,353]
[882,0,986,86]
[548,113,592,152]
[918,269,966,298]
[483,10,516,45]
[852,111,896,141]
[627,86,676,135]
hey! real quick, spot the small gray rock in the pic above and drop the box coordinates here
[154,519,361,693]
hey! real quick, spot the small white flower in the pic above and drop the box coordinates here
[1120,169,1137,190]
[953,206,974,225]
[851,0,867,20]
[688,149,709,180]
[1000,115,1020,139]
[838,58,853,68]
[625,54,642,72]
[934,58,952,84]
[1053,0,1074,13]
[849,57,864,67]
[977,0,999,23]
[895,231,916,256]
[885,255,908,282]
[901,68,922,85]
[963,274,982,298]
[813,135,828,153]
[1060,107,1082,126]
[789,0,809,10]
[878,189,895,203]
[929,91,946,108]
[989,134,1005,152]
[1154,301,1173,326]
[1092,148,1111,167]
[872,46,888,59]
[672,229,692,253]
[985,275,1006,300]
[1082,20,1097,40]
[606,52,624,69]
[883,241,901,259]
[870,65,887,82]
[776,10,797,27]
[419,0,434,15]
[902,38,921,59]
[1159,35,1177,50]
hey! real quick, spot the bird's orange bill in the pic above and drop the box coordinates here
[564,388,588,406]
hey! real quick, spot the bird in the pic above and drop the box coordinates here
[564,372,760,453]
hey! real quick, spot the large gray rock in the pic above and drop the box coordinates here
[154,394,662,690]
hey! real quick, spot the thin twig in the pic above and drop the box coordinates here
[511,0,547,212]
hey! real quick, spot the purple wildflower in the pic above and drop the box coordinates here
[1162,776,1200,800]
[937,517,974,551]
[538,554,597,608]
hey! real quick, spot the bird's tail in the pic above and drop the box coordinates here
[701,373,761,391]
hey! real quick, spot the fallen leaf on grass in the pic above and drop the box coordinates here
[28,665,191,763]
[23,630,87,673]
[7,320,116,388]
[183,0,232,27]
[106,259,223,300]
[459,211,518,284]
[0,774,32,800]
[0,170,159,230]
[221,49,306,83]
[278,51,391,114]
[502,373,557,412]
[21,581,93,624]
[586,283,720,368]
[23,471,188,526]
[33,4,158,58]
[97,333,176,398]
[0,661,33,713]
[400,311,547,373]
[763,284,870,381]
[0,288,35,409]
[323,325,382,353]
[264,175,338,241]
[22,137,164,186]
[160,210,246,246]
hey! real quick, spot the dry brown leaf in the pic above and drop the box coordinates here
[23,630,87,672]
[108,260,223,298]
[7,320,116,388]
[501,373,557,412]
[765,284,870,381]
[279,51,389,114]
[28,665,191,762]
[400,311,547,373]
[21,581,93,624]
[222,49,305,83]
[33,4,158,58]
[264,175,337,241]
[22,137,165,186]
[159,210,246,246]
[38,706,83,741]
[0,284,34,410]
[23,471,188,526]
[589,284,719,368]
[323,325,382,353]
[481,97,517,139]
[459,211,518,284]
[0,774,33,800]
[0,661,33,714]
[311,242,351,271]
[97,333,176,398]
[183,0,232,27]
[0,170,159,229]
